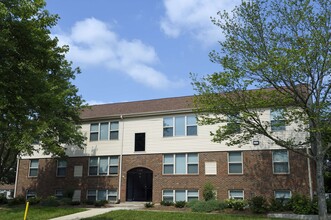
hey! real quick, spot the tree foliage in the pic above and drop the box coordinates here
[192,0,331,219]
[0,0,85,183]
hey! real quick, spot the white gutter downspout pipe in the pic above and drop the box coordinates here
[118,115,124,203]
[14,156,20,198]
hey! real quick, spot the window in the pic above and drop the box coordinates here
[163,115,197,137]
[57,159,67,177]
[229,190,244,200]
[90,123,99,141]
[273,150,289,174]
[228,152,243,174]
[163,153,198,174]
[55,189,64,199]
[271,109,286,131]
[90,121,119,141]
[110,122,119,140]
[29,159,39,177]
[89,156,119,176]
[162,189,199,202]
[135,133,145,151]
[87,189,117,202]
[26,190,36,199]
[274,190,291,201]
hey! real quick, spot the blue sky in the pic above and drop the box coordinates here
[45,0,240,105]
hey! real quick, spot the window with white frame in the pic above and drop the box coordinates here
[29,159,39,177]
[56,159,67,177]
[89,156,119,176]
[229,190,244,200]
[271,109,286,131]
[163,153,198,174]
[228,152,243,174]
[90,121,119,141]
[162,189,199,202]
[272,150,289,174]
[87,189,117,202]
[274,190,291,201]
[163,115,197,137]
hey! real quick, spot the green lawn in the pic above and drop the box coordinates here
[0,206,87,220]
[83,210,282,220]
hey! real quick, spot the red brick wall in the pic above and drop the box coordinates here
[15,157,119,200]
[16,150,314,203]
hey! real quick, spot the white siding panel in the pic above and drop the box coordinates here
[205,162,217,175]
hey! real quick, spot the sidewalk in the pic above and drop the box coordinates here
[49,202,144,220]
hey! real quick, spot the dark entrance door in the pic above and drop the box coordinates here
[126,167,153,201]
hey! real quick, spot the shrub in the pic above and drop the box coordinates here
[8,196,26,206]
[225,198,247,211]
[232,199,247,211]
[59,197,72,206]
[64,188,75,199]
[269,197,290,212]
[186,200,199,208]
[27,197,41,205]
[249,196,269,213]
[175,201,186,208]
[84,200,95,205]
[70,201,81,206]
[203,182,216,201]
[144,202,154,208]
[94,200,108,207]
[289,194,312,214]
[41,196,60,207]
[0,194,8,205]
[160,200,174,206]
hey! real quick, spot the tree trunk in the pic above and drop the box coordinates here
[316,156,328,220]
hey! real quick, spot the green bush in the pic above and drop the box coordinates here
[70,201,81,206]
[249,196,269,213]
[160,200,174,206]
[269,197,290,212]
[175,201,186,208]
[144,202,154,208]
[84,199,95,205]
[59,197,72,206]
[0,194,8,205]
[224,198,247,211]
[190,200,221,212]
[203,182,216,201]
[27,197,41,205]
[186,200,199,208]
[64,188,75,199]
[8,196,26,206]
[94,200,108,207]
[289,194,313,214]
[41,196,60,207]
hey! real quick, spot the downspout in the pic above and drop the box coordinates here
[14,156,20,198]
[307,147,313,200]
[118,115,124,203]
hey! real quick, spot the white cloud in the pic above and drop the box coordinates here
[54,17,180,89]
[86,100,108,106]
[161,0,240,46]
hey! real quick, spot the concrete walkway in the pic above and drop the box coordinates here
[49,202,144,220]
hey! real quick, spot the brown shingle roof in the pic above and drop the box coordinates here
[81,96,194,120]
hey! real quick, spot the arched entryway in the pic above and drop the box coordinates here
[126,167,153,201]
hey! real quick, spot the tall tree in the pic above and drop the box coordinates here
[192,0,331,219]
[0,0,85,183]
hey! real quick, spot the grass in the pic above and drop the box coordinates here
[82,210,283,220]
[0,205,87,220]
